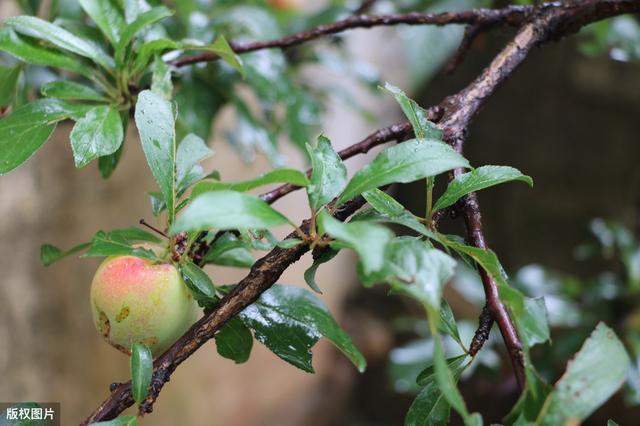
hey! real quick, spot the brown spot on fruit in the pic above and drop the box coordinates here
[142,336,158,347]
[98,311,110,338]
[115,306,130,322]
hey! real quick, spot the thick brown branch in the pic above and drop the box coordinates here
[169,6,536,67]
[81,197,367,424]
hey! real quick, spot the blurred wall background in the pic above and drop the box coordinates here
[1,1,640,425]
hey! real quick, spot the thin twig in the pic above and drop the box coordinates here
[169,5,537,67]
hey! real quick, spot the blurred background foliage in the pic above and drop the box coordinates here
[1,0,640,424]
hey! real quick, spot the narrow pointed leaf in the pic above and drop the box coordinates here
[536,323,630,425]
[0,28,95,79]
[134,90,177,223]
[151,55,173,100]
[116,6,173,64]
[83,230,159,260]
[79,0,125,46]
[41,81,109,102]
[304,249,338,293]
[131,342,153,404]
[70,105,123,167]
[209,35,244,76]
[179,262,217,303]
[338,139,469,205]
[306,135,347,210]
[434,166,533,212]
[172,191,289,234]
[407,355,468,426]
[383,82,442,139]
[191,168,308,198]
[40,242,91,266]
[176,133,214,193]
[5,16,114,69]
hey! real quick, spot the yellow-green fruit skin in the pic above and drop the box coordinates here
[90,255,199,357]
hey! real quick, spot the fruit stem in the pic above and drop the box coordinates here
[139,219,169,238]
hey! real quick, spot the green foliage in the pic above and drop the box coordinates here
[306,135,347,210]
[239,284,366,373]
[433,166,533,212]
[130,342,153,404]
[337,139,469,206]
[3,2,636,424]
[179,262,217,304]
[171,190,290,233]
[536,323,630,425]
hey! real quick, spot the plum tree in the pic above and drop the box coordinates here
[91,252,199,357]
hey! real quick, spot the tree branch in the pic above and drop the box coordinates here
[169,5,537,67]
[82,1,640,423]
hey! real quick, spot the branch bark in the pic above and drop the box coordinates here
[170,5,537,67]
[82,0,640,423]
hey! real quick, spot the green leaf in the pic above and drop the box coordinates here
[131,342,153,404]
[99,142,124,178]
[440,236,511,292]
[116,6,173,64]
[239,284,366,373]
[132,38,181,76]
[108,227,161,243]
[434,166,533,212]
[304,249,338,293]
[317,210,392,278]
[208,35,244,77]
[608,421,620,426]
[0,99,90,175]
[439,300,465,350]
[520,297,550,347]
[0,65,21,106]
[176,133,214,194]
[41,81,109,102]
[361,189,440,240]
[134,90,177,223]
[203,232,254,268]
[191,168,308,198]
[70,105,123,168]
[91,415,139,426]
[416,354,468,387]
[78,0,125,46]
[40,242,91,266]
[5,16,114,69]
[386,238,457,309]
[179,262,217,303]
[171,191,290,234]
[425,304,479,426]
[382,82,441,139]
[407,355,468,426]
[536,323,630,425]
[337,139,469,205]
[0,28,95,79]
[306,135,347,210]
[215,317,253,364]
[151,55,173,100]
[83,230,159,260]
